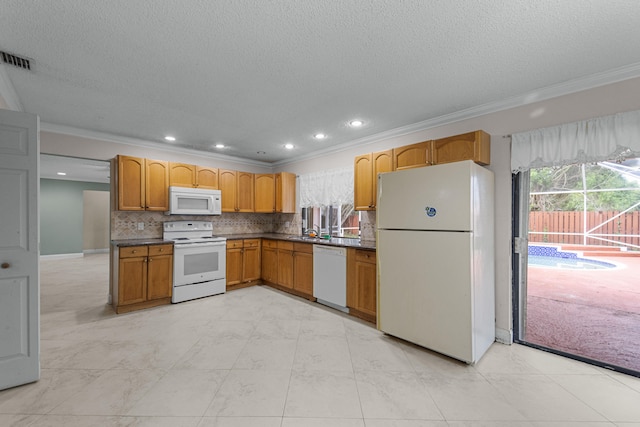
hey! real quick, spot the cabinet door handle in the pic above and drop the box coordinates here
[1,262,10,269]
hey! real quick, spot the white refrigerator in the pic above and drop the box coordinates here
[377,160,495,364]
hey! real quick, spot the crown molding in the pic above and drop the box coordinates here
[0,64,24,111]
[275,62,640,167]
[40,122,274,168]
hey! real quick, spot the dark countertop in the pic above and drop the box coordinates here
[218,233,376,250]
[111,238,173,247]
[112,234,376,250]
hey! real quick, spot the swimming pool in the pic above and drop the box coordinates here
[528,245,617,270]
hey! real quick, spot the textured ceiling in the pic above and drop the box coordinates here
[2,1,640,164]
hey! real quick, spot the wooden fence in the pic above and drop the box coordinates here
[528,211,640,247]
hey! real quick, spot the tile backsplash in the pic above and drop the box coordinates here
[360,210,376,242]
[111,211,301,240]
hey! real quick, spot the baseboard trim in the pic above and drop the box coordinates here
[495,327,513,344]
[83,248,109,254]
[40,253,83,260]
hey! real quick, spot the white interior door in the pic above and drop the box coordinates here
[0,109,40,390]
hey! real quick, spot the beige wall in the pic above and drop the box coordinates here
[83,190,110,252]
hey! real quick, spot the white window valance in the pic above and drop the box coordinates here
[298,167,354,208]
[511,109,640,173]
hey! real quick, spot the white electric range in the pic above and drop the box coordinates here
[163,221,227,303]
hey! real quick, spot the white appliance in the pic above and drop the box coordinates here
[313,245,348,313]
[377,160,495,364]
[163,221,226,303]
[168,186,222,215]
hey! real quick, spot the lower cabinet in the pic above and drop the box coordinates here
[261,240,278,283]
[293,243,313,296]
[276,240,294,289]
[261,239,314,299]
[114,244,173,314]
[347,248,377,323]
[226,239,261,289]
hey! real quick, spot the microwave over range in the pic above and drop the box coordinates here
[168,186,222,215]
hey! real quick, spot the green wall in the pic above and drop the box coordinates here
[40,179,110,256]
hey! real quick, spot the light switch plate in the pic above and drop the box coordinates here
[137,222,144,230]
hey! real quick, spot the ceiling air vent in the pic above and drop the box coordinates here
[1,51,32,71]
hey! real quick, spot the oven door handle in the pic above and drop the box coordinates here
[174,241,226,249]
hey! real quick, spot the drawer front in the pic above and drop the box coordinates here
[243,239,261,248]
[148,244,173,256]
[119,245,149,258]
[355,249,376,264]
[227,240,244,249]
[263,239,278,248]
[293,242,313,253]
[277,240,294,251]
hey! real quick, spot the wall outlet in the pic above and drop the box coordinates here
[137,222,144,230]
[285,221,290,227]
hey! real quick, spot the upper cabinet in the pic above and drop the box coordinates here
[354,130,490,211]
[117,155,168,211]
[432,130,490,166]
[254,172,297,214]
[220,169,254,212]
[354,149,393,211]
[169,162,219,189]
[392,140,431,170]
[255,174,275,213]
[115,155,294,214]
[275,172,296,213]
[237,172,255,212]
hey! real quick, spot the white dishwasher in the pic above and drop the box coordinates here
[313,245,349,313]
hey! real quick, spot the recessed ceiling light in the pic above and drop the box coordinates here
[164,136,176,142]
[349,119,364,127]
[284,143,294,150]
[57,172,67,176]
[314,133,326,140]
[215,143,225,148]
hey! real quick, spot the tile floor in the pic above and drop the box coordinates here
[1,253,640,426]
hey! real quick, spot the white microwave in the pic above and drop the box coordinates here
[168,187,222,215]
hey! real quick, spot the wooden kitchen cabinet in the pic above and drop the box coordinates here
[226,239,261,289]
[432,130,490,166]
[354,149,393,211]
[117,155,169,211]
[261,240,314,299]
[220,169,255,212]
[393,140,432,170]
[346,248,376,323]
[275,172,296,213]
[114,244,173,314]
[255,174,276,212]
[226,240,244,286]
[219,169,237,212]
[255,172,296,213]
[354,153,373,211]
[293,242,313,296]
[146,244,174,300]
[237,172,255,212]
[242,239,261,282]
[261,240,278,283]
[169,162,219,189]
[277,240,294,289]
